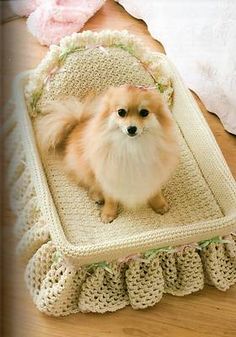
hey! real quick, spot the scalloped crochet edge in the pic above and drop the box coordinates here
[24,30,173,116]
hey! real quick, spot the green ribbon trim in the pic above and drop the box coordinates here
[59,46,83,64]
[87,262,114,275]
[51,235,234,274]
[30,88,43,113]
[144,246,173,260]
[156,82,165,93]
[198,236,231,248]
[113,43,135,55]
[53,250,63,263]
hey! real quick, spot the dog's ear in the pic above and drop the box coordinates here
[81,90,98,108]
[92,88,113,118]
[101,86,121,103]
[119,83,136,91]
[103,85,116,95]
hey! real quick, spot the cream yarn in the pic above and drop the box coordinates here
[5,30,236,316]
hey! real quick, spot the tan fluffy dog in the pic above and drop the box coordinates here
[36,85,179,223]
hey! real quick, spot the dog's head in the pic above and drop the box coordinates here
[98,84,173,138]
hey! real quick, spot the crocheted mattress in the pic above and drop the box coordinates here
[5,31,236,316]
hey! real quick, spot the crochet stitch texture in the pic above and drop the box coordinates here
[5,31,236,316]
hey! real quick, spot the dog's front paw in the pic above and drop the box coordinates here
[152,202,170,215]
[100,210,118,224]
[89,189,104,205]
[149,193,170,215]
[100,198,118,223]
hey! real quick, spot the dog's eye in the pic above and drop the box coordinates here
[140,109,149,117]
[117,108,127,117]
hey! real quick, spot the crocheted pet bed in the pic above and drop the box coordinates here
[5,30,236,316]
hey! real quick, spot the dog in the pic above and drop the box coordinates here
[36,84,179,223]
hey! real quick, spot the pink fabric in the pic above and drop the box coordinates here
[9,0,106,46]
[10,0,43,17]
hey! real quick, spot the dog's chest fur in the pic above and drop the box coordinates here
[90,131,171,207]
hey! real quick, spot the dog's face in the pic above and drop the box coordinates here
[100,85,171,138]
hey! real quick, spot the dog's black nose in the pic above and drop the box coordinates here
[127,126,137,136]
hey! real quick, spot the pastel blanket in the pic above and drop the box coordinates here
[10,0,105,46]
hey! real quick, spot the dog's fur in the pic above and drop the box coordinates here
[36,85,179,223]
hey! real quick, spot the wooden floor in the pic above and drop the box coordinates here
[2,1,236,337]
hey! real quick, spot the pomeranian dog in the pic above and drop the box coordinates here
[36,84,179,223]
